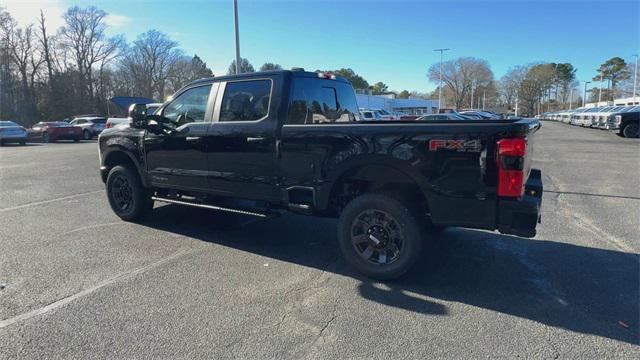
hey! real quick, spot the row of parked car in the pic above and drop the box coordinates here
[537,105,640,138]
[358,108,504,121]
[0,115,108,145]
[0,97,164,146]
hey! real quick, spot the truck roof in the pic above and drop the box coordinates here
[186,69,351,87]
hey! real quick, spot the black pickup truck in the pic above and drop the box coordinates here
[98,69,543,279]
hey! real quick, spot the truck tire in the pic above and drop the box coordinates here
[106,165,153,221]
[337,193,423,280]
[622,123,639,138]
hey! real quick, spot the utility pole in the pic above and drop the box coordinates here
[633,54,638,101]
[583,81,591,107]
[233,0,241,74]
[515,95,518,117]
[433,48,450,112]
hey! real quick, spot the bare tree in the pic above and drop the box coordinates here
[499,65,529,110]
[120,30,183,100]
[166,54,213,94]
[1,13,43,123]
[59,6,122,106]
[428,57,494,109]
[38,10,54,90]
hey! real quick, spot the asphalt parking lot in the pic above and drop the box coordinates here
[0,121,638,358]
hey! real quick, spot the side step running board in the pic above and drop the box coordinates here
[151,196,268,218]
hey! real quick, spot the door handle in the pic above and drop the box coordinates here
[186,136,201,141]
[247,136,266,143]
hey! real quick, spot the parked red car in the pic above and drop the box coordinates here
[28,122,83,143]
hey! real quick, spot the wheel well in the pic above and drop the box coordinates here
[102,151,137,182]
[327,165,429,216]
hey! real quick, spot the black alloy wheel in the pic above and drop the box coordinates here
[106,165,153,221]
[350,209,404,265]
[337,193,424,280]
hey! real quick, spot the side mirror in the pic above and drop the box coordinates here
[128,103,148,128]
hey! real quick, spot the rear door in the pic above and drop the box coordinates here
[279,76,360,188]
[145,83,218,190]
[205,76,281,201]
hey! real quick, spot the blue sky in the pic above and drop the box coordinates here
[4,0,639,93]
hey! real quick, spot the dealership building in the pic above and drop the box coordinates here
[356,93,438,115]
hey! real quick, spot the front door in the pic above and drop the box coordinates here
[205,78,281,202]
[145,83,217,191]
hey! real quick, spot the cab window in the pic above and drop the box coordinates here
[219,80,271,122]
[163,85,212,125]
[287,78,360,124]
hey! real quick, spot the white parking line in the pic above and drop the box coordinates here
[0,190,103,212]
[0,248,197,330]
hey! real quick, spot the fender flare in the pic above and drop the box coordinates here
[316,154,432,212]
[101,146,149,187]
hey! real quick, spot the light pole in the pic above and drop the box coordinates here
[482,90,486,110]
[568,87,573,110]
[597,68,603,103]
[583,81,591,107]
[233,0,241,74]
[470,80,476,109]
[633,54,638,101]
[433,48,450,112]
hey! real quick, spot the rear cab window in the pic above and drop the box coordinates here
[219,79,272,122]
[287,77,360,124]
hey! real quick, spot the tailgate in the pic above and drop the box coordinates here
[495,119,543,237]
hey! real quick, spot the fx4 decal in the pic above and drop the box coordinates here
[429,139,482,152]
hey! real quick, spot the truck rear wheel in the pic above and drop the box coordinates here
[337,193,423,280]
[106,165,153,221]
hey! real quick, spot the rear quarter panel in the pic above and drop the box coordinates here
[281,120,537,229]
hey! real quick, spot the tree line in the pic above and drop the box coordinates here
[427,56,635,116]
[0,6,288,126]
[0,6,217,125]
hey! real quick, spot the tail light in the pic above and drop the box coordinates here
[105,122,111,129]
[496,138,527,198]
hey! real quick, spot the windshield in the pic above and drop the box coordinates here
[0,121,19,127]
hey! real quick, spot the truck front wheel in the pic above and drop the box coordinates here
[337,193,423,280]
[106,165,153,221]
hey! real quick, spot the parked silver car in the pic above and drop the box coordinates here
[69,117,107,140]
[416,113,468,121]
[0,121,28,145]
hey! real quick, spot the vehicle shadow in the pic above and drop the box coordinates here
[142,204,639,345]
[0,143,42,147]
